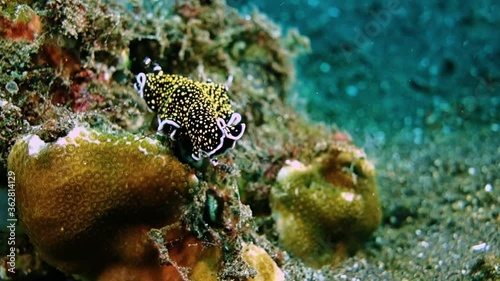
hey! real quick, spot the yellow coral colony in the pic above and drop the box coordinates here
[7,126,197,277]
[271,142,381,268]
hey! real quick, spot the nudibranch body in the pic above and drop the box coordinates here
[134,68,245,165]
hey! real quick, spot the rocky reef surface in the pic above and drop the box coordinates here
[3,0,497,280]
[1,1,382,280]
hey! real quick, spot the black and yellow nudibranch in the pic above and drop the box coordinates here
[134,67,246,165]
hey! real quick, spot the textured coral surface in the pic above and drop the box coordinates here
[272,142,381,268]
[7,127,195,276]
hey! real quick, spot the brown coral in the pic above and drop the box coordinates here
[7,126,197,277]
[271,141,381,268]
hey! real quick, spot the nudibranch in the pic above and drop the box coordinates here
[134,66,245,165]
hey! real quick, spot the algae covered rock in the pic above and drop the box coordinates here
[187,242,285,281]
[145,234,285,281]
[177,241,284,281]
[7,126,197,277]
[271,141,381,268]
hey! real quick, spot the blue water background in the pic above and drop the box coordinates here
[228,0,499,151]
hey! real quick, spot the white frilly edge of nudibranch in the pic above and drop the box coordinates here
[134,72,154,113]
[134,73,146,99]
[190,113,246,164]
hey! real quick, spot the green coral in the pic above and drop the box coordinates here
[7,125,197,277]
[271,142,381,268]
